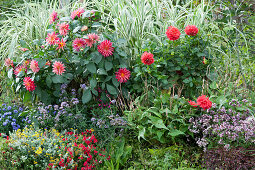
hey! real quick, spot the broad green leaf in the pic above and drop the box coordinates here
[91,51,102,64]
[149,116,168,130]
[90,79,97,88]
[168,129,185,137]
[46,76,52,87]
[97,68,107,75]
[138,126,146,141]
[87,62,97,73]
[210,81,218,89]
[52,75,65,83]
[82,89,92,104]
[112,76,120,87]
[106,84,117,95]
[105,61,113,71]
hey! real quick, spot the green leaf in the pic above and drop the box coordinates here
[52,75,65,83]
[97,68,107,75]
[105,61,113,71]
[36,59,46,68]
[138,126,146,141]
[82,89,92,104]
[112,76,120,87]
[217,96,227,108]
[20,40,27,48]
[23,91,32,103]
[87,62,97,73]
[210,81,218,89]
[149,116,168,130]
[106,84,117,95]
[91,52,102,64]
[168,129,185,137]
[46,76,52,87]
[90,79,97,89]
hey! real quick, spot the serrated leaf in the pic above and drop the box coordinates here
[87,62,97,73]
[82,89,92,104]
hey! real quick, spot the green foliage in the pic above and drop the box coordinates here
[125,93,196,144]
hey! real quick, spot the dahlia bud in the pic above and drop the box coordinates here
[202,57,208,64]
[81,26,88,32]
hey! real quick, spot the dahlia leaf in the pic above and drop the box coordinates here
[46,76,52,88]
[112,77,120,87]
[90,79,97,89]
[105,61,113,71]
[91,52,102,64]
[106,84,117,95]
[97,68,107,75]
[82,89,92,104]
[87,62,97,73]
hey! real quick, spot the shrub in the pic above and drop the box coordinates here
[4,8,130,105]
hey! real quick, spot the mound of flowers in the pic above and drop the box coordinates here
[0,126,109,169]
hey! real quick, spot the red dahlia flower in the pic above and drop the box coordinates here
[188,100,198,107]
[141,51,154,65]
[71,8,85,20]
[56,38,66,51]
[57,22,70,36]
[46,32,59,45]
[196,95,212,110]
[166,26,181,41]
[72,38,86,52]
[30,60,40,73]
[115,68,131,83]
[85,33,100,48]
[49,11,58,24]
[52,61,66,75]
[184,25,199,36]
[97,40,114,57]
[14,65,26,75]
[23,77,36,92]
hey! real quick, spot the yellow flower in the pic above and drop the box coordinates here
[34,161,37,164]
[35,147,42,155]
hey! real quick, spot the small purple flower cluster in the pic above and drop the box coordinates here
[189,99,255,150]
[91,114,127,128]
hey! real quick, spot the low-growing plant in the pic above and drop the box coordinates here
[0,126,109,169]
[0,103,31,134]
